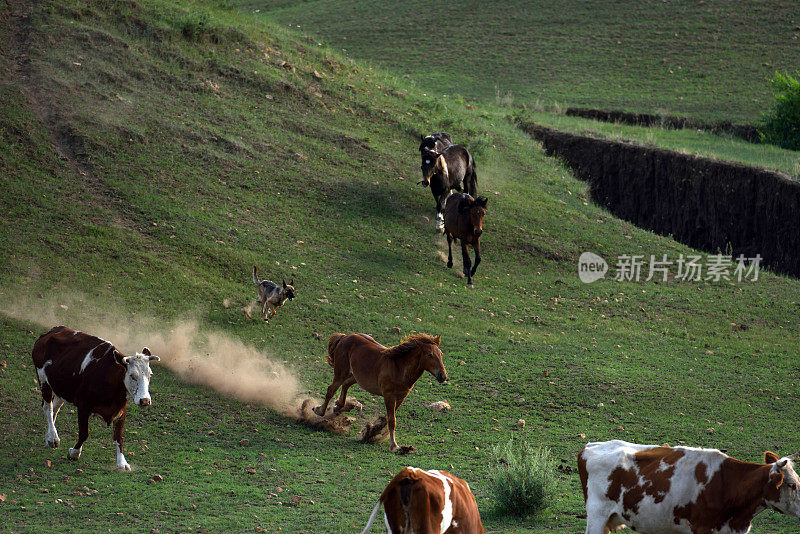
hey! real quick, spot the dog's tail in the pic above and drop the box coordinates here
[253,265,260,286]
[326,333,346,367]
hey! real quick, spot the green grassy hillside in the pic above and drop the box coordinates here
[2,1,800,533]
[261,0,798,123]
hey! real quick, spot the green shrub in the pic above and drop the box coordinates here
[490,438,557,517]
[761,72,800,150]
[174,9,211,41]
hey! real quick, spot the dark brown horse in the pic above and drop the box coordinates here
[313,333,447,453]
[419,145,477,231]
[444,193,487,286]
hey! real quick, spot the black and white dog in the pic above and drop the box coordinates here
[252,266,295,322]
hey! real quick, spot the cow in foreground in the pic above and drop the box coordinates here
[361,466,484,533]
[32,325,160,471]
[578,439,800,534]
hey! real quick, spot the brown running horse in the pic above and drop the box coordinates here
[444,192,488,287]
[313,333,447,453]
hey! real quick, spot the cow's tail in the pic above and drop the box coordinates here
[326,333,346,367]
[252,265,260,286]
[360,499,383,534]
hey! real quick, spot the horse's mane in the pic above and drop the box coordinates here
[381,333,439,359]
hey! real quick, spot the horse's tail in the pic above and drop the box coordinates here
[466,151,478,197]
[326,333,346,367]
[360,499,382,534]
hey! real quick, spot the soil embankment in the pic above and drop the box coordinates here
[565,107,761,143]
[519,121,800,277]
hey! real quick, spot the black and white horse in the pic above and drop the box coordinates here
[419,144,478,231]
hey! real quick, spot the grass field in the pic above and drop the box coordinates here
[2,1,800,533]
[259,0,800,123]
[515,109,800,178]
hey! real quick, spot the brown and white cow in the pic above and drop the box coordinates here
[578,439,800,534]
[361,467,485,533]
[32,325,160,471]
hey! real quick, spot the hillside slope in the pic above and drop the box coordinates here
[1,1,800,532]
[263,0,799,122]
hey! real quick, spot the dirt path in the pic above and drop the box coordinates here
[1,0,93,177]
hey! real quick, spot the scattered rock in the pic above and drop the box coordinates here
[428,401,451,412]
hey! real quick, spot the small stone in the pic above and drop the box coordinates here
[516,419,526,428]
[428,401,451,412]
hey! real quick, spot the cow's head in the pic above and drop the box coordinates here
[764,451,800,517]
[115,347,160,407]
[419,150,446,187]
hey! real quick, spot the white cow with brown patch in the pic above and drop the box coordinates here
[361,466,484,533]
[578,439,800,534]
[32,325,160,471]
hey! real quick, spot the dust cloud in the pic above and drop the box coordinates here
[2,294,309,418]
